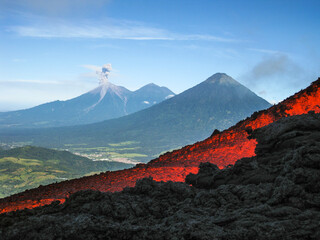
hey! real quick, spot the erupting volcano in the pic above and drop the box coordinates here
[0,63,174,129]
[1,78,320,214]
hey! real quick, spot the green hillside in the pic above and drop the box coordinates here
[0,146,133,198]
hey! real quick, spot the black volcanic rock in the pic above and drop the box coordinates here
[0,82,174,128]
[1,113,320,239]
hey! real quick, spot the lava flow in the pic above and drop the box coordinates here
[1,78,320,214]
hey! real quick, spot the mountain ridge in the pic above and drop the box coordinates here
[0,82,175,128]
[0,73,271,161]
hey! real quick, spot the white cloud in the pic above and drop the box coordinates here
[9,21,173,40]
[180,34,238,42]
[0,79,63,85]
[247,48,281,54]
[82,65,101,72]
[7,15,238,42]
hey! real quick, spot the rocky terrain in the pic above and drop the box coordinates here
[1,113,320,239]
[0,77,319,214]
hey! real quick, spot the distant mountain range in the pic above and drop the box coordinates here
[0,73,271,160]
[0,82,174,128]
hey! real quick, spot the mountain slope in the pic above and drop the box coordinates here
[126,83,175,115]
[0,77,319,213]
[1,113,320,239]
[0,73,271,160]
[0,146,133,198]
[0,82,174,128]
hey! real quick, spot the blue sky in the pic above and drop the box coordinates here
[0,0,320,111]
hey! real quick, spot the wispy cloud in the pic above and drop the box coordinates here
[247,48,281,54]
[176,34,238,42]
[7,15,238,42]
[9,22,173,40]
[0,79,64,85]
[82,64,101,72]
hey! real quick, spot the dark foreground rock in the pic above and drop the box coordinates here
[1,113,320,240]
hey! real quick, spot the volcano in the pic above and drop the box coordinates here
[0,82,174,128]
[0,73,271,160]
[0,77,320,214]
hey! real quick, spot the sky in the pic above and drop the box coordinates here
[0,0,320,111]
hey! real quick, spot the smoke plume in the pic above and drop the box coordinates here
[240,53,307,103]
[97,64,112,85]
[248,54,302,81]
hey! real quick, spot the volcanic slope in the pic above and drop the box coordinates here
[0,73,271,159]
[0,77,319,214]
[1,113,320,240]
[0,82,174,128]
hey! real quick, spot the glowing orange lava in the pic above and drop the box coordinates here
[1,78,320,214]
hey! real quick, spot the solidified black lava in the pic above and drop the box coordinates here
[1,113,320,240]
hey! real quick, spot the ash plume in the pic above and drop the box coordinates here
[97,63,112,85]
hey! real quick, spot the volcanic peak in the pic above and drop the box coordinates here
[0,80,174,128]
[204,72,241,86]
[89,81,128,106]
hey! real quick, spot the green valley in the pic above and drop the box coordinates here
[0,146,133,198]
